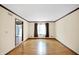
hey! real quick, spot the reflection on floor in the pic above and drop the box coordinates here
[7,38,77,55]
[16,36,22,46]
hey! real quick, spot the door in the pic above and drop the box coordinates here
[15,19,23,46]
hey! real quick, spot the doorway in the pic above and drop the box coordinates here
[15,19,23,46]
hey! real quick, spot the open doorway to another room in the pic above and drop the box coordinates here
[15,19,23,46]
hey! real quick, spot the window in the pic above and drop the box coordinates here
[16,25,22,37]
[37,23,46,36]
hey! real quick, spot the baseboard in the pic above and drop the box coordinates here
[5,38,29,55]
[5,42,22,55]
[55,38,78,55]
[28,37,55,39]
[5,38,78,55]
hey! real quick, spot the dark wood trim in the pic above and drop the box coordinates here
[5,42,22,55]
[55,38,78,55]
[0,4,30,22]
[0,4,79,23]
[55,7,79,22]
[5,38,29,55]
[28,37,55,39]
[29,21,55,23]
[5,42,23,55]
[6,38,78,55]
[24,38,78,55]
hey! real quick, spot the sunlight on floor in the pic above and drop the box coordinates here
[37,40,47,55]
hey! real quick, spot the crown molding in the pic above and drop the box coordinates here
[0,4,79,23]
[0,4,30,22]
[54,7,79,22]
[29,21,55,23]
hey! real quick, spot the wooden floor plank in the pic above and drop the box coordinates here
[7,38,77,55]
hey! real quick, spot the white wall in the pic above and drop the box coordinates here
[55,9,79,54]
[0,6,29,54]
[23,21,29,40]
[0,7,15,54]
[28,23,34,38]
[49,22,55,38]
[28,22,55,38]
[1,5,79,55]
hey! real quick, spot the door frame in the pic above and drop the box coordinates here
[15,18,24,46]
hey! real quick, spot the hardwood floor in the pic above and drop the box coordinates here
[7,38,77,55]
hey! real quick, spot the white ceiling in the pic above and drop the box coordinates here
[3,4,79,21]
